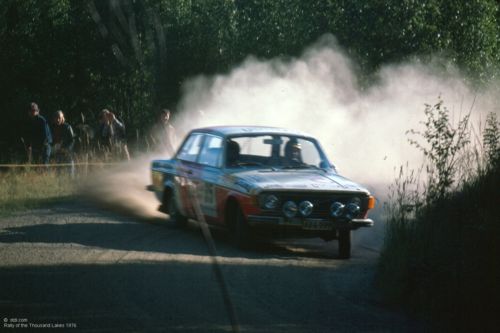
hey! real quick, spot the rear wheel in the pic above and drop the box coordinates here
[166,191,187,228]
[338,230,351,259]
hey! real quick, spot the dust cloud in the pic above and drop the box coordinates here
[83,34,498,234]
[79,154,165,221]
[175,34,499,191]
[171,34,499,250]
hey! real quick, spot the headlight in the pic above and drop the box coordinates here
[261,194,279,209]
[330,202,345,218]
[282,201,298,218]
[299,201,313,217]
[345,203,361,220]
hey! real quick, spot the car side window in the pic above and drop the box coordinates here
[177,133,204,162]
[198,135,223,167]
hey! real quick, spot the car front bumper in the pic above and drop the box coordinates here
[246,215,373,231]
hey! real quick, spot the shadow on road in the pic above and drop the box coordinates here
[0,203,367,261]
[0,203,426,332]
[0,260,422,332]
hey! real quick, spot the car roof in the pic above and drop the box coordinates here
[190,126,313,138]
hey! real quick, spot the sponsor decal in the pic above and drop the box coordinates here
[198,182,217,217]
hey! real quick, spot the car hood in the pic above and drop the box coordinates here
[226,169,369,194]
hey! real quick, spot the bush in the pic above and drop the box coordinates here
[377,100,500,331]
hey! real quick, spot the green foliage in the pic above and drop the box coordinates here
[331,0,500,78]
[407,99,471,202]
[483,112,500,167]
[0,0,499,161]
[378,99,500,331]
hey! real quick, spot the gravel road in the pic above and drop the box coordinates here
[0,200,425,332]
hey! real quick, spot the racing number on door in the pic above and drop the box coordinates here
[198,182,217,217]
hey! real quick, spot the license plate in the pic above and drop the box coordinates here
[285,218,303,226]
[303,220,334,230]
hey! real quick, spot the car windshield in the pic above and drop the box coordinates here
[226,134,330,169]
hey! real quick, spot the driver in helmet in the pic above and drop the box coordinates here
[284,138,303,165]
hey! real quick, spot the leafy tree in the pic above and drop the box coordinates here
[0,0,498,161]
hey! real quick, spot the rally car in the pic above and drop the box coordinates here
[148,126,375,258]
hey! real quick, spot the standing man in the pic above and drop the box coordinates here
[26,102,52,165]
[97,109,130,161]
[151,109,177,156]
[50,110,75,175]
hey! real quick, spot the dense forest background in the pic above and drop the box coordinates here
[0,0,498,161]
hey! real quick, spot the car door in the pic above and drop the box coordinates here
[175,132,205,218]
[196,135,224,223]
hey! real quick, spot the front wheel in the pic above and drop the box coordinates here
[338,230,351,259]
[233,207,253,249]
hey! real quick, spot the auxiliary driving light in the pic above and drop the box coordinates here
[330,202,345,218]
[345,203,361,220]
[299,201,314,217]
[282,201,298,218]
[262,194,279,209]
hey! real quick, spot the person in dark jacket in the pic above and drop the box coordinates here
[151,109,177,155]
[97,109,130,161]
[26,102,52,165]
[50,110,75,175]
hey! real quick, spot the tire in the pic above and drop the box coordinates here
[338,229,351,259]
[167,192,188,228]
[233,206,252,249]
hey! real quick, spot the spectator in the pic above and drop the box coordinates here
[26,102,52,165]
[151,108,177,155]
[50,110,75,176]
[97,109,130,161]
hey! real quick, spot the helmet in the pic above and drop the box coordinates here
[285,138,302,163]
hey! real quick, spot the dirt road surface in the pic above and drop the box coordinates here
[0,201,425,332]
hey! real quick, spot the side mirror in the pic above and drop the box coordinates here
[319,161,329,169]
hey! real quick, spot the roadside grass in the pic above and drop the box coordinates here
[0,170,79,216]
[376,100,500,331]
